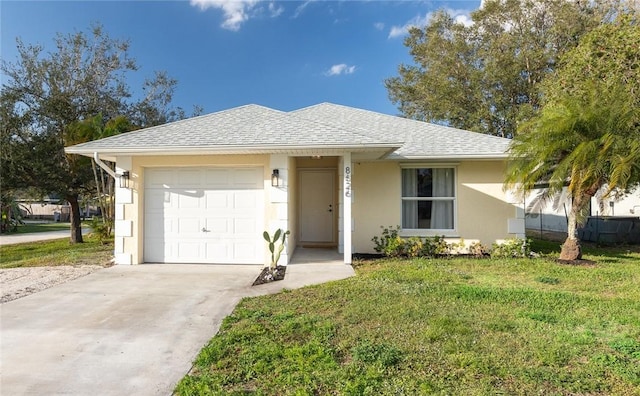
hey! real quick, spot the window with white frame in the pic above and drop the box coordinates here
[401,167,455,230]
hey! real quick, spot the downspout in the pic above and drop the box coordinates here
[93,152,117,179]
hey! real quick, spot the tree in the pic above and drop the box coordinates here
[0,23,192,242]
[505,15,640,260]
[385,0,618,137]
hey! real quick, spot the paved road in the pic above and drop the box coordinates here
[0,228,90,246]
[0,260,355,395]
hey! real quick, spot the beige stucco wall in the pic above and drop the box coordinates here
[123,154,273,264]
[351,161,401,252]
[351,160,514,253]
[457,160,513,246]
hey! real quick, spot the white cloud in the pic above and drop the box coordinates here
[293,0,316,18]
[268,2,284,18]
[325,64,356,76]
[374,22,385,31]
[388,8,473,38]
[190,0,283,31]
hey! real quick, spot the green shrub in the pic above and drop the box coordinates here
[90,217,113,244]
[491,238,531,258]
[372,226,453,258]
[372,225,400,254]
[469,241,489,257]
[404,237,423,258]
[421,235,450,256]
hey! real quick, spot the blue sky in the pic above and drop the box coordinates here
[1,1,481,116]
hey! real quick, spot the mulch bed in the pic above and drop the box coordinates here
[252,265,287,286]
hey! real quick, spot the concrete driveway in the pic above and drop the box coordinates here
[1,262,354,395]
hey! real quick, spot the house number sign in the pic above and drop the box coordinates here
[344,166,352,197]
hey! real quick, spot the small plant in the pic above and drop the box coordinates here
[91,217,113,244]
[0,194,26,233]
[372,225,401,254]
[421,235,451,257]
[491,238,531,258]
[405,237,423,258]
[469,241,489,257]
[263,228,290,271]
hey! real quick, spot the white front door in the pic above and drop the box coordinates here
[144,167,264,264]
[299,170,335,243]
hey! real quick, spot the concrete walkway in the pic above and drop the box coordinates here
[0,253,354,396]
[0,228,90,246]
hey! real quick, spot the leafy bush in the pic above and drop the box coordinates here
[469,241,489,257]
[372,226,452,258]
[0,194,26,233]
[491,238,531,258]
[90,217,113,244]
[421,235,451,256]
[372,225,400,254]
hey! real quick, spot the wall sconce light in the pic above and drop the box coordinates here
[119,171,130,189]
[271,169,279,187]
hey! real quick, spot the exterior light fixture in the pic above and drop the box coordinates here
[311,155,322,160]
[271,169,279,187]
[119,171,130,189]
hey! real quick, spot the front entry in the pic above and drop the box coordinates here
[299,170,335,244]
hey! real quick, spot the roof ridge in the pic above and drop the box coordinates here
[288,106,403,144]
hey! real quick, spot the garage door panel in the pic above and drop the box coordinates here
[177,217,202,234]
[177,191,203,209]
[234,191,258,209]
[144,167,264,264]
[206,218,230,233]
[206,242,229,260]
[176,170,203,187]
[177,242,203,259]
[146,190,172,210]
[233,168,260,186]
[234,218,258,234]
[145,216,170,238]
[146,170,174,188]
[203,169,231,186]
[206,192,229,209]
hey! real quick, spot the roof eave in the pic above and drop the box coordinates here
[65,143,404,158]
[391,153,510,161]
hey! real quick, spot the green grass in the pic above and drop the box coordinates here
[176,243,640,395]
[12,221,72,234]
[0,235,113,268]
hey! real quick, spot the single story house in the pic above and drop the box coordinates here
[65,103,523,265]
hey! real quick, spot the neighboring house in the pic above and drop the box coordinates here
[17,198,71,222]
[525,187,640,243]
[65,103,522,265]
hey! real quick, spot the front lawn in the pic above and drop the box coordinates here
[177,243,640,395]
[0,235,113,269]
[7,221,71,234]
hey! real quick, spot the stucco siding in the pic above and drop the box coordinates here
[351,161,401,253]
[457,160,512,245]
[352,160,513,253]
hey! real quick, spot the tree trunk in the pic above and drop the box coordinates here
[560,197,582,260]
[67,194,84,243]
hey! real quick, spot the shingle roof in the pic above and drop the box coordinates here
[65,102,510,160]
[291,103,510,159]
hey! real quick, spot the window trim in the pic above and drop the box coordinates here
[399,165,458,237]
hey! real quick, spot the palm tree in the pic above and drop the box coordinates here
[505,82,639,260]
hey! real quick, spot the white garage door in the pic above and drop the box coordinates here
[144,167,264,264]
